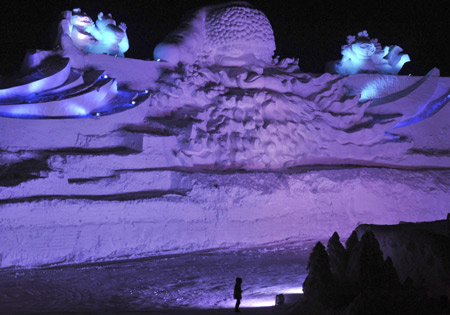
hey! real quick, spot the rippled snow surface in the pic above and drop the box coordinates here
[0,246,310,313]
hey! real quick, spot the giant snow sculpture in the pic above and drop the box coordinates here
[57,8,129,57]
[0,4,449,268]
[151,7,448,169]
[153,2,275,65]
[327,30,410,75]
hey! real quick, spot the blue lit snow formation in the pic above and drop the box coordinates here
[57,8,129,57]
[0,56,148,119]
[393,89,450,129]
[327,30,410,75]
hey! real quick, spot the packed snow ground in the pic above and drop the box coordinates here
[0,244,310,314]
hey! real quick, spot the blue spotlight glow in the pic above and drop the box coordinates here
[393,90,450,129]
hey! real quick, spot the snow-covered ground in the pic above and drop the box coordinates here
[0,245,310,314]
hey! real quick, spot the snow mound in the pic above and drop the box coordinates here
[153,2,275,65]
[203,4,275,63]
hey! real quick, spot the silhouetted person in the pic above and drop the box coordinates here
[234,277,242,312]
[447,213,450,235]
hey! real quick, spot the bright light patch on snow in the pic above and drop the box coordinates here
[9,106,26,116]
[282,286,303,294]
[9,106,37,116]
[219,297,274,308]
[27,79,46,94]
[360,76,398,101]
[220,286,303,308]
[244,297,275,307]
[340,57,365,75]
[67,104,87,115]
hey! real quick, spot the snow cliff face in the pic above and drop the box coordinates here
[1,167,449,268]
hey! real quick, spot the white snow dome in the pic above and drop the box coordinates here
[153,2,276,65]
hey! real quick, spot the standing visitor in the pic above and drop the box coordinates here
[234,277,243,312]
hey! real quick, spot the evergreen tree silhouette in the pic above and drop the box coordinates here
[303,241,333,305]
[381,257,401,290]
[345,230,359,253]
[359,231,384,289]
[327,232,348,282]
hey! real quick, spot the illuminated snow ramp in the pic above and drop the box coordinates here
[0,58,149,118]
[0,57,71,101]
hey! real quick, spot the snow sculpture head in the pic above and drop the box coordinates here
[327,30,410,75]
[351,36,376,59]
[58,9,97,52]
[57,8,129,57]
[153,2,276,65]
[70,8,94,28]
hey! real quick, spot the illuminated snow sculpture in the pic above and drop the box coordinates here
[0,3,449,271]
[153,2,275,65]
[0,53,148,118]
[58,8,129,57]
[88,12,129,56]
[149,8,448,170]
[329,30,410,75]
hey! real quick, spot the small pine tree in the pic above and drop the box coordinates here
[345,230,359,253]
[359,231,384,289]
[381,256,401,290]
[345,230,361,283]
[306,241,332,278]
[327,232,348,282]
[303,242,333,306]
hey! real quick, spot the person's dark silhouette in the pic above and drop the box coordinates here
[447,213,450,235]
[234,277,243,312]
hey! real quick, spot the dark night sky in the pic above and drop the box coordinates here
[1,0,450,76]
